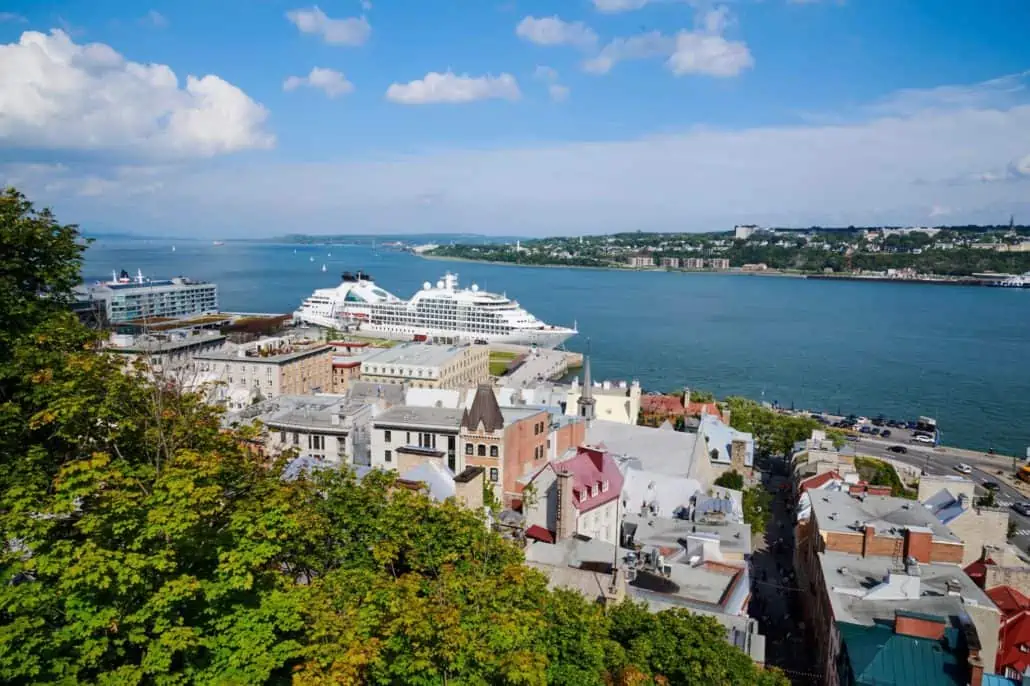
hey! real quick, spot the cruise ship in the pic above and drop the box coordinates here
[294,271,577,347]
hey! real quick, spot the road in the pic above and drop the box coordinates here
[850,435,1030,556]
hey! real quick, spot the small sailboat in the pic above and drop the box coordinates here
[171,245,176,252]
[309,256,314,262]
[321,264,327,272]
[293,249,297,254]
[327,252,332,257]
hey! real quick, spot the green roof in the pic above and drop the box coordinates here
[837,620,967,686]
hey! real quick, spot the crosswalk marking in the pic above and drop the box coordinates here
[996,500,1013,508]
[1014,529,1030,537]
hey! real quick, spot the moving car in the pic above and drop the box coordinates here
[880,429,892,438]
[888,445,908,454]
[983,481,1001,491]
[913,434,935,445]
[954,463,972,474]
[1012,502,1030,517]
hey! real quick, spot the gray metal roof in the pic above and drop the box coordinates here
[362,342,470,368]
[818,550,995,627]
[373,405,464,430]
[586,420,699,478]
[809,490,961,543]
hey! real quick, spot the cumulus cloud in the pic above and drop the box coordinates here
[583,7,752,77]
[10,73,1030,237]
[516,16,597,49]
[140,10,168,28]
[0,30,273,159]
[286,6,370,46]
[283,67,354,97]
[534,65,570,101]
[548,84,570,102]
[386,71,520,105]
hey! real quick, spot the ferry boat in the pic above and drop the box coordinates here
[294,271,577,347]
[992,272,1030,288]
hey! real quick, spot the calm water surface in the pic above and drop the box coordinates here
[84,239,1030,456]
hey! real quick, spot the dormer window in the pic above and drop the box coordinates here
[602,480,609,493]
[578,490,587,503]
[591,484,597,497]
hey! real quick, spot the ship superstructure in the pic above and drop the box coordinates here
[295,271,576,347]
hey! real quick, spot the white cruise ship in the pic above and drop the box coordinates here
[294,271,577,348]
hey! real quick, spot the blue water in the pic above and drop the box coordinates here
[83,238,1030,456]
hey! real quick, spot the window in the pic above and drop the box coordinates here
[465,443,473,455]
[478,444,486,457]
[385,450,392,463]
[579,490,587,503]
[292,432,299,445]
[406,432,411,444]
[602,480,609,493]
[489,445,498,457]
[384,430,392,443]
[308,435,325,451]
[489,468,499,482]
[280,430,286,443]
[448,453,455,472]
[591,484,597,497]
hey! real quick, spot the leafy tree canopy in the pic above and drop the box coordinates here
[0,188,787,685]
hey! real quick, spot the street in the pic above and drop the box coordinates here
[851,435,1030,557]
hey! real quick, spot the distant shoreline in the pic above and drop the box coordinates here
[418,253,808,277]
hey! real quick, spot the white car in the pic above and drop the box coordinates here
[913,434,935,445]
[954,463,972,474]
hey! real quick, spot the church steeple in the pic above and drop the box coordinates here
[577,339,596,422]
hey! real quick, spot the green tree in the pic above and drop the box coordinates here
[743,486,772,534]
[714,470,745,490]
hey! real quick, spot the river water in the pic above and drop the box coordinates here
[83,238,1030,456]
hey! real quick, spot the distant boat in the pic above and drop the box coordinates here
[321,264,327,272]
[171,245,176,252]
[327,252,332,257]
[213,241,225,247]
[293,249,297,254]
[309,256,314,262]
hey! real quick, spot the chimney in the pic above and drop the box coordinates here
[555,469,576,541]
[862,523,876,557]
[453,467,485,510]
[968,649,984,686]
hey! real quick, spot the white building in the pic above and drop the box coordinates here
[370,405,464,473]
[734,225,759,240]
[360,343,489,389]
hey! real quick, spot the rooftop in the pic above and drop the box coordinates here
[374,405,465,430]
[623,511,752,558]
[196,341,331,364]
[809,490,962,543]
[106,331,226,354]
[226,394,370,431]
[818,550,994,627]
[586,420,700,479]
[346,380,406,406]
[362,342,471,369]
[836,619,969,686]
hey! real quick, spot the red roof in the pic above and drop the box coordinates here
[963,556,995,589]
[799,471,843,493]
[640,394,685,416]
[525,525,555,544]
[555,445,624,514]
[989,585,1030,616]
[685,401,725,422]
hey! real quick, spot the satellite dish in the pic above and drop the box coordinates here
[423,281,431,290]
[471,283,479,292]
[436,280,444,288]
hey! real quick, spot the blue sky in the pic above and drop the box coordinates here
[1,0,1028,236]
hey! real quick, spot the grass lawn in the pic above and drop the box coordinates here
[489,351,518,376]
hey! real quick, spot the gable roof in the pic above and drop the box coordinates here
[640,394,685,416]
[988,585,1030,617]
[462,383,504,432]
[553,445,624,513]
[800,471,844,493]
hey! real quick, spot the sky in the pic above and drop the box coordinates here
[0,0,1028,237]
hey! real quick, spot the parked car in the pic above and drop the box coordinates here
[913,434,934,445]
[870,428,881,436]
[880,429,891,438]
[859,426,872,434]
[954,463,972,474]
[983,481,1001,491]
[888,445,908,454]
[1012,502,1030,517]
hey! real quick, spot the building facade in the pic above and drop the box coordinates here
[708,258,730,270]
[250,395,373,466]
[360,343,490,389]
[195,338,333,409]
[370,406,464,473]
[84,270,218,324]
[627,255,654,268]
[106,330,226,378]
[660,257,680,268]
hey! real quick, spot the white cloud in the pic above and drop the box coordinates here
[583,31,674,74]
[0,12,27,23]
[534,65,559,82]
[548,84,570,102]
[386,71,520,105]
[583,7,752,77]
[871,70,1030,116]
[516,16,597,49]
[283,67,354,98]
[141,10,168,28]
[666,31,753,77]
[592,0,651,12]
[929,204,952,218]
[286,6,370,46]
[11,74,1030,236]
[0,30,273,159]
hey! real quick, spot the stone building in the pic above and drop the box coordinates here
[360,342,489,389]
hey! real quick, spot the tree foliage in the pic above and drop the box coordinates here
[726,397,819,457]
[713,470,744,491]
[0,188,787,685]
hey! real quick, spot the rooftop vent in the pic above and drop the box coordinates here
[946,579,962,595]
[838,566,849,575]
